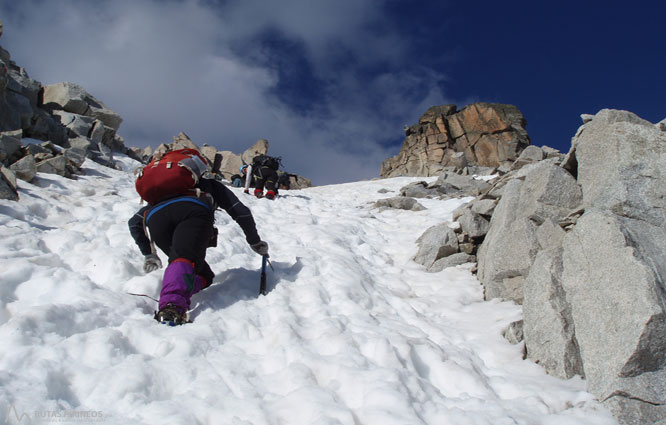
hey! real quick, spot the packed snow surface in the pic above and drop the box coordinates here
[0,157,617,425]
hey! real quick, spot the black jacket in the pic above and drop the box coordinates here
[128,178,260,255]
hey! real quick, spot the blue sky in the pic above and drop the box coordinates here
[1,0,664,184]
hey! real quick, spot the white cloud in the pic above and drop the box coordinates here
[1,0,451,184]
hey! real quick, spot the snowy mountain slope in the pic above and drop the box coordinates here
[0,157,617,425]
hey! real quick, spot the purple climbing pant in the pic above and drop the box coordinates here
[159,258,208,313]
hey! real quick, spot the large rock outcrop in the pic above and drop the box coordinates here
[43,82,123,131]
[478,109,665,424]
[0,60,127,157]
[477,161,583,303]
[406,108,665,424]
[561,211,666,423]
[381,103,530,177]
[0,25,138,199]
[557,110,665,424]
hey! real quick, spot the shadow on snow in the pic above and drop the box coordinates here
[189,257,304,318]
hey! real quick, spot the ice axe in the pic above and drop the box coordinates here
[260,255,273,296]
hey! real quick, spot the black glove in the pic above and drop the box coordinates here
[143,254,162,273]
[250,241,269,256]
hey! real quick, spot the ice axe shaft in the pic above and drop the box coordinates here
[260,255,268,295]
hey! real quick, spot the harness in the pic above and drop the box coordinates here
[145,195,212,224]
[141,192,215,255]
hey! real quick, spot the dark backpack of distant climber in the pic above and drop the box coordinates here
[252,154,281,171]
[135,149,209,205]
[243,154,281,199]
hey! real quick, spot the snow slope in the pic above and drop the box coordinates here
[0,157,617,425]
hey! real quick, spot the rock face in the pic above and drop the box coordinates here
[0,26,310,200]
[241,138,269,165]
[562,211,666,421]
[523,246,584,379]
[381,103,530,177]
[557,111,666,424]
[572,110,665,228]
[43,82,123,131]
[479,110,665,424]
[0,163,18,200]
[477,161,583,303]
[0,28,142,199]
[403,108,665,424]
[406,172,502,274]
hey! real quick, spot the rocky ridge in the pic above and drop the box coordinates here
[0,22,143,199]
[0,24,310,199]
[381,103,531,178]
[378,108,666,425]
[131,134,312,191]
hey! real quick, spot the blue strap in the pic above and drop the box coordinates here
[145,196,211,224]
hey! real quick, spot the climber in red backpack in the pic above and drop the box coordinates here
[128,149,269,325]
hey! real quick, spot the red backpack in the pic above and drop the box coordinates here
[135,149,209,204]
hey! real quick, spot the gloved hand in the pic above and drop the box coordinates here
[250,240,269,256]
[143,253,162,273]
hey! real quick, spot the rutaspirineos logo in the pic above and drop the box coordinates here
[7,405,30,423]
[6,404,107,423]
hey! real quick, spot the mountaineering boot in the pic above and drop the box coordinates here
[154,303,187,326]
[265,190,276,200]
[254,189,264,198]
